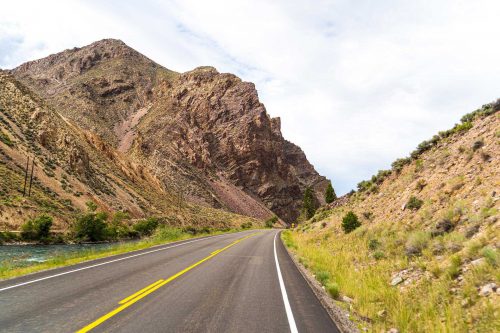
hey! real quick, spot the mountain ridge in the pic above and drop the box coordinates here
[5,38,329,223]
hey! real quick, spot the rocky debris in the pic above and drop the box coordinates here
[465,224,480,238]
[391,276,404,286]
[341,295,354,303]
[470,258,485,267]
[479,283,497,297]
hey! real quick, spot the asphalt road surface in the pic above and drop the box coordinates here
[0,230,339,332]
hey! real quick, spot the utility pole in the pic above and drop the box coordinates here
[23,156,30,196]
[28,158,35,197]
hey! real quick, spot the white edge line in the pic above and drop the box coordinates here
[274,231,298,333]
[0,232,244,292]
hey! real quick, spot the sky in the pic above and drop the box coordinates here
[1,0,499,194]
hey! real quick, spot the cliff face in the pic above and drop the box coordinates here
[11,39,329,222]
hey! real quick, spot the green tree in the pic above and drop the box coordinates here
[324,182,336,204]
[73,204,108,241]
[21,215,53,240]
[302,186,316,219]
[341,211,361,233]
[265,216,278,228]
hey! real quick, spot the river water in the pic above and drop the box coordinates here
[0,243,122,268]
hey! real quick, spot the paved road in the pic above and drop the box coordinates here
[0,230,339,332]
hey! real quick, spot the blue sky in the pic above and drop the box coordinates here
[1,0,499,194]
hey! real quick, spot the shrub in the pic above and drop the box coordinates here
[21,215,53,240]
[373,251,385,260]
[481,247,499,267]
[362,211,373,220]
[447,255,462,279]
[316,270,331,285]
[324,182,336,204]
[326,282,340,299]
[240,222,252,229]
[341,211,361,233]
[133,217,159,237]
[368,238,381,251]
[472,139,484,151]
[0,130,14,146]
[405,231,430,257]
[391,157,411,172]
[406,196,423,210]
[73,211,108,242]
[321,221,327,228]
[265,216,278,228]
[154,226,183,241]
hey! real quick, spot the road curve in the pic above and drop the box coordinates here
[0,230,339,332]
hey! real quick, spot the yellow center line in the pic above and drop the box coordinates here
[76,232,259,333]
[118,279,164,305]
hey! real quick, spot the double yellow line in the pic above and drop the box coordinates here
[77,233,258,333]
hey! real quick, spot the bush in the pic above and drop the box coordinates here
[447,255,462,279]
[368,238,381,251]
[154,226,183,241]
[406,196,423,210]
[265,216,278,228]
[373,251,385,260]
[341,211,361,233]
[472,139,484,151]
[0,130,14,146]
[240,222,252,229]
[316,270,331,285]
[133,217,159,236]
[21,215,53,241]
[481,247,499,267]
[324,182,336,204]
[405,231,430,257]
[321,221,327,228]
[392,157,411,172]
[326,282,340,299]
[73,211,108,242]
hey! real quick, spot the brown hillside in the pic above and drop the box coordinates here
[284,106,499,332]
[10,39,328,222]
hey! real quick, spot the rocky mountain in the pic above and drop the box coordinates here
[10,39,328,223]
[283,104,499,331]
[0,70,258,231]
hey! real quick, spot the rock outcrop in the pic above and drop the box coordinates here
[11,39,329,222]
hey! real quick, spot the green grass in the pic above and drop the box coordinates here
[0,226,243,280]
[282,221,499,332]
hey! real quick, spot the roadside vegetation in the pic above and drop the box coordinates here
[284,107,499,332]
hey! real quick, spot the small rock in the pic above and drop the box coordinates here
[391,276,404,286]
[461,298,470,307]
[377,309,387,317]
[471,258,485,266]
[341,295,353,303]
[387,329,399,333]
[479,283,497,297]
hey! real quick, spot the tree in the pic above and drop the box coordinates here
[21,215,53,240]
[302,186,316,220]
[341,211,361,233]
[265,216,278,228]
[324,182,336,204]
[73,203,108,241]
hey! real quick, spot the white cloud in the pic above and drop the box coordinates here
[1,0,499,194]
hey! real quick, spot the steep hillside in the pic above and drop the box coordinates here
[11,39,328,222]
[283,104,499,332]
[0,71,258,231]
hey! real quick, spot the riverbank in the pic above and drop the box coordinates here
[0,226,246,280]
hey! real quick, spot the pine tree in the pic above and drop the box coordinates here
[324,182,336,204]
[302,186,316,219]
[341,211,361,233]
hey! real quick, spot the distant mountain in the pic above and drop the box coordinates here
[4,39,329,225]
